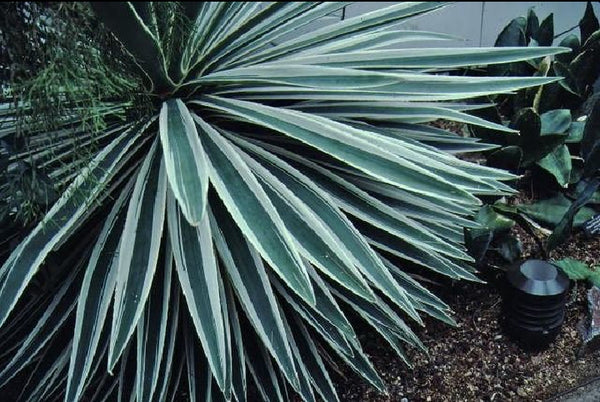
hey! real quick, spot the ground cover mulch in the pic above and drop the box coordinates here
[333,119,600,400]
[333,230,600,401]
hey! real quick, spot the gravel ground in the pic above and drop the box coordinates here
[551,377,600,401]
[332,231,600,401]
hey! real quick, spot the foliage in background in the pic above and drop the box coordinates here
[0,2,149,265]
[464,3,600,261]
[554,258,600,286]
[0,2,567,401]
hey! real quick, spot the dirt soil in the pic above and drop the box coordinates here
[332,226,600,401]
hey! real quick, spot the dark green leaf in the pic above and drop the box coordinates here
[495,235,522,263]
[487,146,523,170]
[566,121,586,143]
[554,258,592,281]
[496,17,527,47]
[556,34,580,64]
[546,178,600,251]
[553,62,580,96]
[511,108,568,165]
[525,8,539,42]
[532,14,554,46]
[581,98,600,177]
[540,109,572,134]
[579,2,600,44]
[465,205,515,264]
[536,144,572,187]
[518,193,597,229]
[569,32,600,92]
[476,205,516,232]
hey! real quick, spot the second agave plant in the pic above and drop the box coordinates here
[0,2,568,401]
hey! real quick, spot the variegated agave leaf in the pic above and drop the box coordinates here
[0,2,569,401]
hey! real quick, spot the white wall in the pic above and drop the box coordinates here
[345,2,600,47]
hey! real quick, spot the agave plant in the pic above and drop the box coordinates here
[0,2,567,401]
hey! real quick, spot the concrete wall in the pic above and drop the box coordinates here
[345,2,600,47]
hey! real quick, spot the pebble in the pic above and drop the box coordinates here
[579,286,600,355]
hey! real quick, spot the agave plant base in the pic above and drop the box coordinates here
[0,2,569,401]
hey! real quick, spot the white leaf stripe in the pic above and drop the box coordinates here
[278,305,316,402]
[0,296,48,351]
[289,316,340,402]
[224,284,246,402]
[1,2,574,399]
[332,284,424,351]
[339,190,473,261]
[167,190,227,393]
[216,252,233,400]
[89,3,173,91]
[165,355,185,402]
[213,3,345,72]
[236,138,469,316]
[229,2,447,68]
[347,121,515,180]
[118,345,135,402]
[198,65,558,95]
[194,113,315,305]
[209,203,300,389]
[323,156,478,215]
[323,130,508,194]
[380,257,449,309]
[65,179,133,402]
[135,244,173,402]
[197,3,246,58]
[348,174,478,221]
[237,148,375,302]
[323,332,385,393]
[304,262,359,341]
[109,140,167,370]
[197,2,288,70]
[81,336,110,399]
[0,122,146,328]
[194,2,263,76]
[20,340,73,402]
[197,96,478,205]
[154,279,180,402]
[290,102,515,133]
[182,3,230,73]
[159,99,208,226]
[294,29,458,56]
[0,268,78,389]
[183,314,213,402]
[215,87,509,103]
[214,85,550,103]
[247,138,472,260]
[366,231,477,281]
[271,274,355,357]
[268,46,570,68]
[243,336,285,402]
[180,3,211,71]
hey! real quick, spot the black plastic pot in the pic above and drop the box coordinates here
[502,259,570,349]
